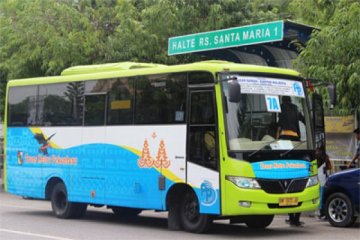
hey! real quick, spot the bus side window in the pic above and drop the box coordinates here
[7,86,38,126]
[135,73,186,124]
[107,77,134,125]
[84,94,107,126]
[39,82,84,126]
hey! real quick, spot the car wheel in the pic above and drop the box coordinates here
[325,192,357,227]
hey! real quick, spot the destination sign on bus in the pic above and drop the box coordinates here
[232,76,305,98]
[168,21,283,55]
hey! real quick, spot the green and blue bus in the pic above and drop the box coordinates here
[4,61,323,232]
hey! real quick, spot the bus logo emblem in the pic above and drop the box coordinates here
[34,133,56,156]
[280,180,291,191]
[200,180,217,206]
[293,82,303,96]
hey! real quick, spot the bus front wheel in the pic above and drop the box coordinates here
[51,182,87,219]
[179,190,212,233]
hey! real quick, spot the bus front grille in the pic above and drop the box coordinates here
[257,178,308,194]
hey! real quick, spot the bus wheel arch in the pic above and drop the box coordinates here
[166,183,212,233]
[166,183,189,230]
[48,180,87,219]
[45,177,64,200]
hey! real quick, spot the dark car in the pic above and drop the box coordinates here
[322,168,360,227]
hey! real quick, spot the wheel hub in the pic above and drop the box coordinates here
[329,198,347,222]
[185,202,198,220]
[55,192,67,210]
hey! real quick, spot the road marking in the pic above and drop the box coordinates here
[0,228,75,240]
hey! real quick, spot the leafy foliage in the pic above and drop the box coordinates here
[0,0,285,77]
[0,0,359,118]
[293,0,360,113]
[0,66,8,120]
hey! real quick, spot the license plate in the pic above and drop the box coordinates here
[279,197,298,206]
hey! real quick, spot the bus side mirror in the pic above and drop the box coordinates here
[228,81,241,103]
[327,84,336,107]
[312,93,325,133]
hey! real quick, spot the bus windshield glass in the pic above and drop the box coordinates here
[221,74,313,152]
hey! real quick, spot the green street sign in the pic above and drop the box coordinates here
[168,20,284,55]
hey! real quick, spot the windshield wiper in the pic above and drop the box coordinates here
[279,141,307,158]
[248,140,278,158]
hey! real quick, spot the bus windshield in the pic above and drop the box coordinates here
[221,74,313,152]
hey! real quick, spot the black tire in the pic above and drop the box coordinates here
[325,192,357,227]
[179,190,212,233]
[245,215,274,229]
[51,182,87,219]
[111,207,142,218]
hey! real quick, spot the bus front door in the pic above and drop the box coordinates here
[187,88,220,214]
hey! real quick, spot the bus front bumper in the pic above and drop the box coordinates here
[222,181,320,216]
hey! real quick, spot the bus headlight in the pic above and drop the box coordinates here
[226,176,261,189]
[306,175,319,188]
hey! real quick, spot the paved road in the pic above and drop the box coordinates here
[0,192,359,240]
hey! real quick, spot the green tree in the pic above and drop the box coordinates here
[0,0,284,77]
[105,0,287,64]
[0,0,91,78]
[287,0,338,26]
[2,0,358,117]
[293,0,360,113]
[0,0,123,118]
[0,66,8,121]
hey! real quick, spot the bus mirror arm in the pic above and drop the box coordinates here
[223,95,229,113]
[327,83,336,107]
[306,79,336,107]
[228,81,241,103]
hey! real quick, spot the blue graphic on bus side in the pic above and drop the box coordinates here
[252,160,310,179]
[6,128,164,209]
[200,180,217,206]
[6,127,221,215]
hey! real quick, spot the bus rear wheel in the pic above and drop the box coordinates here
[179,190,211,233]
[245,215,274,229]
[51,182,87,219]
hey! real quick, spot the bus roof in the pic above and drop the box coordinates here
[7,60,300,87]
[60,62,167,76]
